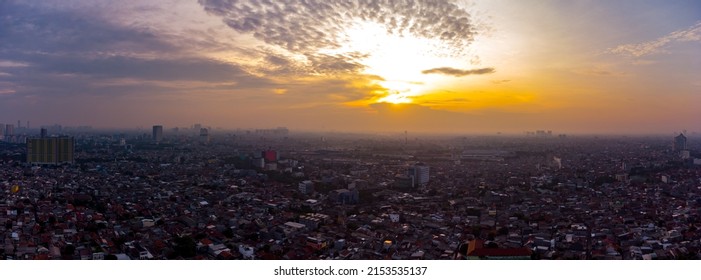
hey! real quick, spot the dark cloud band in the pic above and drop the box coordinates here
[421,67,495,77]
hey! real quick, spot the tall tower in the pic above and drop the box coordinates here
[199,128,210,144]
[152,125,163,143]
[673,133,687,151]
[0,124,7,142]
[408,163,430,188]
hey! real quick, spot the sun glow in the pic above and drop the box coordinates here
[320,20,469,104]
[378,92,412,104]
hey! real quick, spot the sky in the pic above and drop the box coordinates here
[1,0,700,134]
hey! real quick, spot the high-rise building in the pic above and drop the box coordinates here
[152,125,163,143]
[199,128,209,144]
[262,150,278,162]
[27,137,75,165]
[5,124,14,136]
[40,128,48,138]
[408,163,430,187]
[674,133,687,151]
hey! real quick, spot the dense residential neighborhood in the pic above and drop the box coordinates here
[2,128,701,260]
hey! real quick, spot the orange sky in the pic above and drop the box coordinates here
[0,0,699,134]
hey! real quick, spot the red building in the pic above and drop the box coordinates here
[262,150,277,162]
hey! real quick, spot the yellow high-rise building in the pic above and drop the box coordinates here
[26,137,75,165]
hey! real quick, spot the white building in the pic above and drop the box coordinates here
[408,164,430,187]
[298,180,314,194]
[238,245,255,259]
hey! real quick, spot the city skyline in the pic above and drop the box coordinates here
[3,125,701,261]
[1,0,700,134]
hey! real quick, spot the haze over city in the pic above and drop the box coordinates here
[1,0,700,134]
[3,0,701,265]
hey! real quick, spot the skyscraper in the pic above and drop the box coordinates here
[408,163,430,187]
[674,133,687,151]
[199,128,209,144]
[262,150,278,162]
[40,128,48,138]
[5,124,14,136]
[152,125,163,143]
[27,137,75,165]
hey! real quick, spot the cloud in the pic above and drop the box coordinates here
[0,60,30,68]
[200,0,476,52]
[421,67,495,77]
[265,54,291,67]
[39,55,269,83]
[0,1,386,119]
[306,54,367,74]
[198,0,479,75]
[0,51,274,101]
[608,21,701,57]
[0,0,508,130]
[0,2,178,57]
[0,1,277,103]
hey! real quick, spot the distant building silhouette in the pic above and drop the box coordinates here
[3,124,14,142]
[254,127,289,135]
[27,137,75,165]
[674,133,687,151]
[5,124,13,136]
[152,125,163,143]
[193,124,202,135]
[199,128,210,144]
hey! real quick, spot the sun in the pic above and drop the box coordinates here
[319,20,463,104]
[378,91,412,104]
